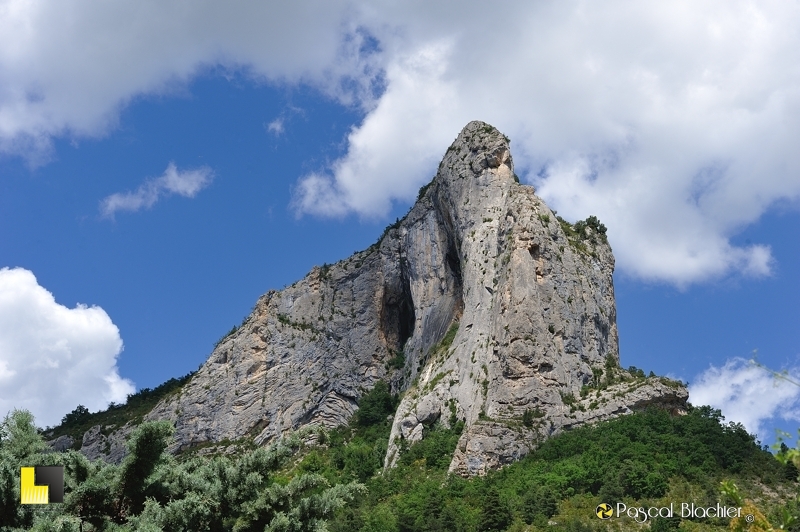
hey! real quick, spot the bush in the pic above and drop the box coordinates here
[60,406,90,427]
[522,407,545,427]
[356,381,398,427]
[398,421,464,469]
[386,350,405,370]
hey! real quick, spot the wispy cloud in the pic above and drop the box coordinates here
[0,267,134,427]
[689,357,800,439]
[100,162,213,218]
[266,118,284,135]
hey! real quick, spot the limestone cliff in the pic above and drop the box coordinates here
[87,121,687,472]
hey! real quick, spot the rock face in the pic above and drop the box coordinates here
[87,121,688,471]
[47,435,74,452]
[375,122,687,475]
[79,424,132,463]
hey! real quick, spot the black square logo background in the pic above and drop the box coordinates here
[34,466,64,503]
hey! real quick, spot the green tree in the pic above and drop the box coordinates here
[117,420,175,518]
[60,405,91,427]
[522,485,558,524]
[0,409,47,461]
[360,502,398,532]
[0,450,27,528]
[233,474,364,532]
[780,442,800,481]
[650,516,681,531]
[356,381,398,427]
[479,485,511,532]
[123,426,363,531]
[0,409,48,529]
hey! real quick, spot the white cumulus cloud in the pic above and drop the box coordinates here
[100,162,213,218]
[689,357,800,439]
[2,1,800,285]
[0,267,134,428]
[0,1,374,160]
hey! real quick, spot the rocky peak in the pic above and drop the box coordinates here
[83,121,687,474]
[379,121,657,474]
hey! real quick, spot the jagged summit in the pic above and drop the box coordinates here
[72,121,688,474]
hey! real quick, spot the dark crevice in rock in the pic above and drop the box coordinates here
[592,313,610,354]
[529,243,544,282]
[398,263,416,352]
[380,262,416,354]
[445,248,462,288]
[248,419,269,437]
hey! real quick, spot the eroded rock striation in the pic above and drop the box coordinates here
[84,121,687,472]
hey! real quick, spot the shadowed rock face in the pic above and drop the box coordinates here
[90,121,687,472]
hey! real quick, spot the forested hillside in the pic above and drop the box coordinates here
[1,382,798,531]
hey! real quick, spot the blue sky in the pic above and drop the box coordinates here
[0,2,798,445]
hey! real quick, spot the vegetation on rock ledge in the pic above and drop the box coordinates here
[557,214,609,256]
[43,372,194,448]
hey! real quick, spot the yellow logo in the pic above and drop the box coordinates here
[20,466,63,504]
[596,503,613,520]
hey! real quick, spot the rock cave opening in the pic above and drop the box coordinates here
[380,272,416,354]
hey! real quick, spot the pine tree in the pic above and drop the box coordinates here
[117,421,174,518]
[479,486,511,532]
